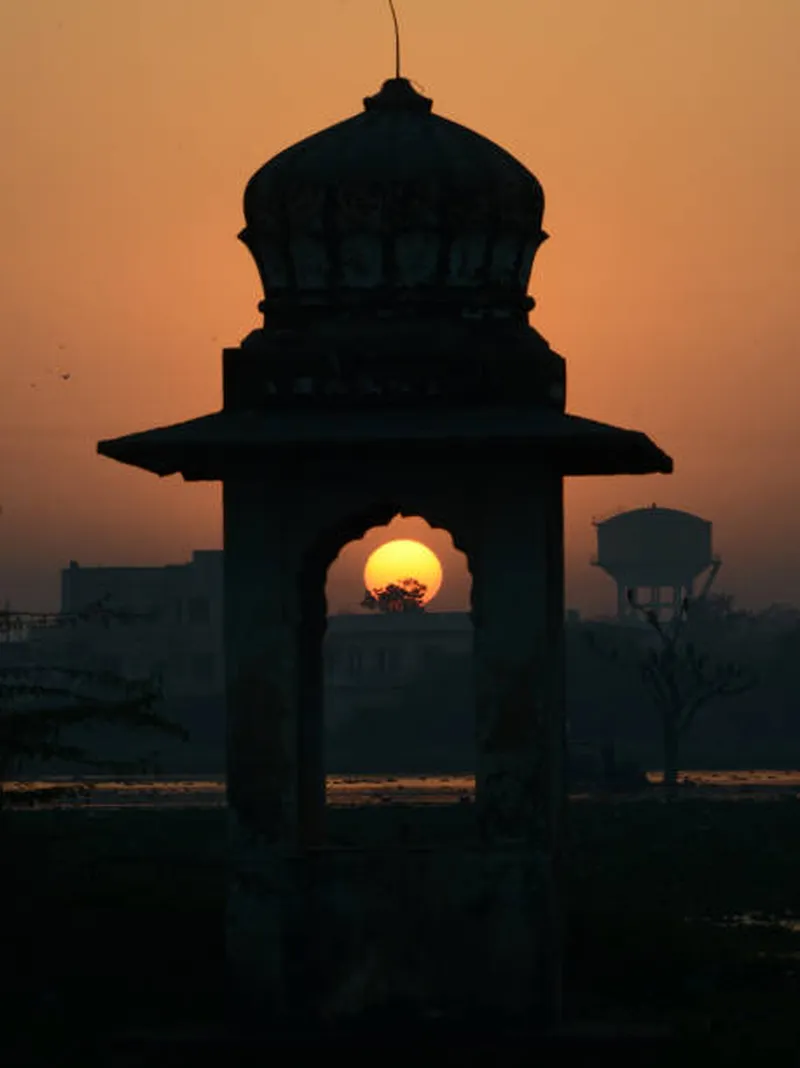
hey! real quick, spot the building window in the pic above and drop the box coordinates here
[377,648,390,674]
[348,648,362,675]
[187,597,210,624]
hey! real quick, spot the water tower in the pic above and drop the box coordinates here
[593,505,720,620]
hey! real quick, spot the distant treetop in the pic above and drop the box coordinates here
[361,578,427,614]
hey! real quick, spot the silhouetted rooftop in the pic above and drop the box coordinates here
[97,405,673,480]
[240,77,547,321]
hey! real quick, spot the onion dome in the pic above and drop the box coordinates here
[240,78,547,322]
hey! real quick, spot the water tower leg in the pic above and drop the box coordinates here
[616,582,627,620]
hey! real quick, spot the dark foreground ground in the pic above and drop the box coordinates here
[2,796,799,1065]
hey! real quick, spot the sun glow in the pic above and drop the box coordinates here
[363,539,443,605]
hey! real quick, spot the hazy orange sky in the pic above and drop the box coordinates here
[1,0,798,616]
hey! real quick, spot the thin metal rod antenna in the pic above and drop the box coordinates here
[387,0,401,78]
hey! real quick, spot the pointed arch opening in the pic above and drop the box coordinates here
[321,512,475,810]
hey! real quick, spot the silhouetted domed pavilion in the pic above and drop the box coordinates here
[241,77,546,319]
[98,79,672,473]
[98,75,673,1030]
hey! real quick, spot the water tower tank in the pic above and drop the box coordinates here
[593,505,719,619]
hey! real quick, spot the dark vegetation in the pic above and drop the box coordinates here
[361,577,428,614]
[584,593,758,789]
[570,597,800,776]
[2,798,799,1062]
[0,604,187,805]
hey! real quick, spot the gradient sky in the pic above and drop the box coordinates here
[1,0,798,616]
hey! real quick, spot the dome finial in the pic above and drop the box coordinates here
[388,0,401,79]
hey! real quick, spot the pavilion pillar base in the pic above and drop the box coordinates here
[225,841,558,1029]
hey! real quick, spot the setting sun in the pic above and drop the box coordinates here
[363,540,443,606]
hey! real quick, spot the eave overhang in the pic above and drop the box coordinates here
[97,406,672,481]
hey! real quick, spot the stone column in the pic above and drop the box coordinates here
[469,466,565,1023]
[222,475,325,1020]
[471,468,565,841]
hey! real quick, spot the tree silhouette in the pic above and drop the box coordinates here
[585,591,757,793]
[631,593,757,792]
[0,601,188,812]
[361,577,427,614]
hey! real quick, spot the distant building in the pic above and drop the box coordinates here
[26,554,473,731]
[24,560,600,729]
[325,611,472,728]
[33,551,226,700]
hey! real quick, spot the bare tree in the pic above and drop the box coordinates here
[631,594,757,791]
[0,601,187,812]
[585,593,758,793]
